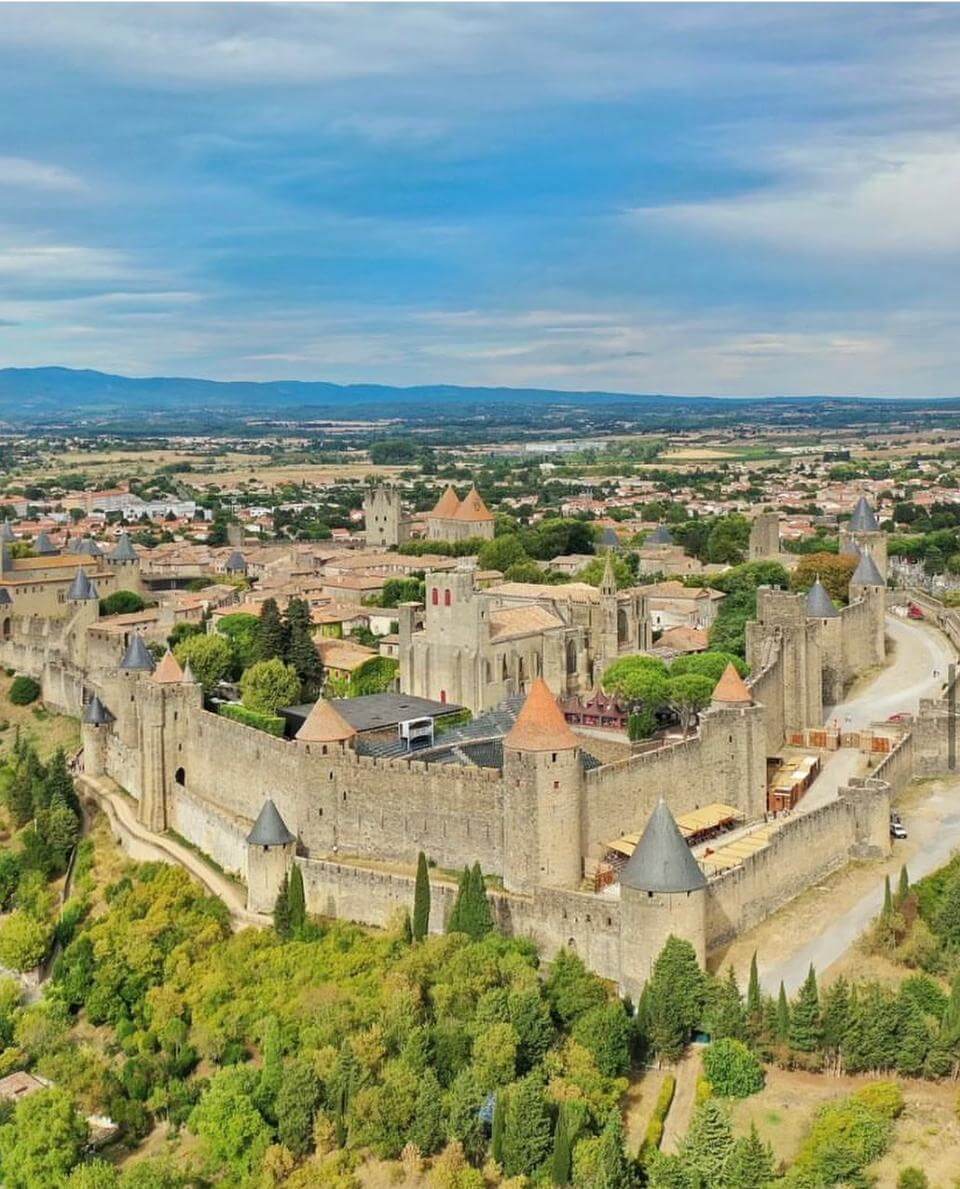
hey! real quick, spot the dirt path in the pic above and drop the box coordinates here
[77,773,269,930]
[660,1048,702,1154]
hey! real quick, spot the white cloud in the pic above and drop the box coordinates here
[0,244,131,281]
[0,156,86,192]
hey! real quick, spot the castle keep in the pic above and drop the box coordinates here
[0,500,922,994]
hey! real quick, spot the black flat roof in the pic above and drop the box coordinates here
[283,693,464,733]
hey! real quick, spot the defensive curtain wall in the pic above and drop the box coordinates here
[0,551,930,996]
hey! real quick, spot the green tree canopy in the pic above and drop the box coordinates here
[240,658,301,716]
[173,633,234,693]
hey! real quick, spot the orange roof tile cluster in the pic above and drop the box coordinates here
[296,699,357,744]
[431,486,461,517]
[453,485,494,522]
[153,650,185,684]
[712,663,752,705]
[505,678,578,752]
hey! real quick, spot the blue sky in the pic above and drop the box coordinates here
[2,3,960,396]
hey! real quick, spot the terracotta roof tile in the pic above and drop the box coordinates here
[504,678,578,752]
[712,662,752,705]
[430,486,461,517]
[453,485,494,522]
[153,650,185,684]
[296,698,357,743]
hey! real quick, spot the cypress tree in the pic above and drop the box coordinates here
[883,874,893,917]
[258,597,288,661]
[898,864,910,904]
[288,864,306,933]
[502,1073,552,1177]
[412,851,431,942]
[550,1104,572,1185]
[286,597,325,696]
[409,1068,446,1156]
[468,861,494,940]
[447,865,470,933]
[7,764,35,827]
[44,747,79,815]
[746,952,761,1024]
[273,873,291,939]
[491,1089,506,1165]
[789,965,822,1052]
[593,1112,633,1187]
[775,982,790,1041]
[821,975,851,1073]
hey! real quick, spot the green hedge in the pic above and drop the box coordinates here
[218,702,285,737]
[640,1073,676,1158]
[8,676,40,706]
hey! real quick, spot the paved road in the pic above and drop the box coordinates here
[759,614,959,994]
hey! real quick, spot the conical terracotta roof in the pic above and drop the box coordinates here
[296,698,357,744]
[453,485,494,522]
[153,649,184,684]
[712,662,752,706]
[431,486,461,517]
[505,678,578,752]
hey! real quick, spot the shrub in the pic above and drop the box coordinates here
[639,1074,675,1158]
[702,1037,765,1098]
[8,676,40,706]
[789,1089,896,1184]
[898,1169,929,1189]
[99,590,146,616]
[852,1081,904,1120]
[0,910,51,971]
[218,702,285,737]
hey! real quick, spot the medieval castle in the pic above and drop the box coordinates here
[0,497,953,995]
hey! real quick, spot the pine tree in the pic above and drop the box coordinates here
[447,866,470,933]
[821,975,851,1074]
[285,597,324,696]
[288,864,306,934]
[467,861,494,940]
[6,764,35,827]
[746,952,762,1033]
[273,873,291,939]
[491,1089,506,1166]
[412,851,430,942]
[44,748,79,816]
[679,1097,734,1183]
[723,1122,775,1189]
[550,1104,572,1185]
[883,874,893,917]
[502,1074,552,1177]
[898,864,910,905]
[258,598,288,662]
[775,981,790,1042]
[789,965,822,1052]
[329,1041,360,1147]
[896,996,931,1077]
[409,1068,446,1156]
[592,1112,634,1188]
[705,966,746,1041]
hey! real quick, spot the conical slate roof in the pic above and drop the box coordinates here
[0,521,15,542]
[646,524,673,546]
[840,536,860,557]
[110,532,138,562]
[82,694,114,725]
[806,578,838,618]
[119,633,156,672]
[72,537,103,557]
[431,485,461,518]
[712,662,753,706]
[67,567,98,601]
[504,678,578,752]
[225,550,247,572]
[849,495,879,532]
[153,650,184,684]
[852,549,884,587]
[246,799,296,846]
[620,798,707,894]
[296,698,357,744]
[34,531,57,555]
[600,526,620,548]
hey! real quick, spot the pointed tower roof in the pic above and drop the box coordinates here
[119,633,156,672]
[805,578,838,619]
[73,537,103,557]
[646,523,674,546]
[110,532,138,562]
[82,694,114,725]
[849,495,879,532]
[600,551,617,596]
[153,649,184,684]
[295,697,357,744]
[246,799,296,846]
[504,678,578,752]
[225,550,247,572]
[712,662,753,706]
[67,567,98,601]
[182,660,197,685]
[840,536,860,557]
[430,485,461,518]
[620,798,707,893]
[600,526,620,549]
[453,485,494,522]
[852,549,884,587]
[0,521,15,543]
[33,531,57,556]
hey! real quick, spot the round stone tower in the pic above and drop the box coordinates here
[246,798,297,913]
[81,694,114,778]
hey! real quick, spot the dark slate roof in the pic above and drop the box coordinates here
[0,521,15,543]
[119,634,156,671]
[620,798,708,893]
[805,578,838,618]
[840,537,860,557]
[70,537,103,557]
[82,694,114,725]
[33,531,57,555]
[852,550,884,587]
[0,587,11,606]
[110,532,138,562]
[225,550,247,571]
[246,799,296,846]
[646,524,674,546]
[600,527,620,548]
[67,567,98,601]
[849,495,879,532]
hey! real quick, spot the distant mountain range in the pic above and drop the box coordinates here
[0,366,958,434]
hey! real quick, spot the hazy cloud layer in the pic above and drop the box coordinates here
[1,3,959,396]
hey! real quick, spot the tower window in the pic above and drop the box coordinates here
[444,589,452,606]
[431,588,439,605]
